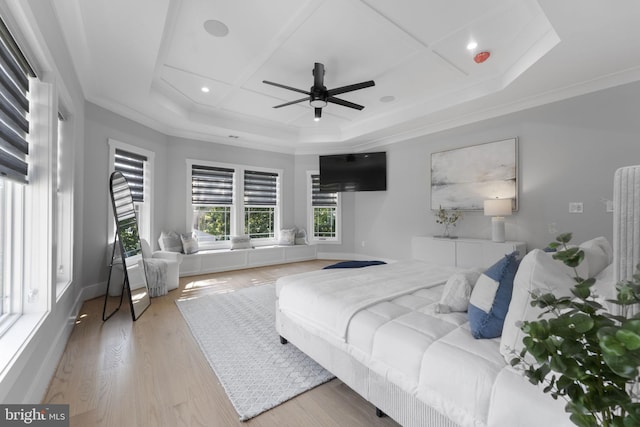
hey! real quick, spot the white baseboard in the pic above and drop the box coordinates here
[82,280,108,302]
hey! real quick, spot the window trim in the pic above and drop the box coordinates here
[187,159,282,249]
[307,170,341,244]
[55,111,74,299]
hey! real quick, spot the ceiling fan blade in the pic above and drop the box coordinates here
[327,80,375,97]
[263,80,310,96]
[313,63,325,88]
[327,96,365,110]
[273,97,309,108]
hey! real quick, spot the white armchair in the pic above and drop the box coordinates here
[140,239,182,293]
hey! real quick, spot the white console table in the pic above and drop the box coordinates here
[411,236,526,269]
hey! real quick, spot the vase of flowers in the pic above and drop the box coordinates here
[434,206,462,238]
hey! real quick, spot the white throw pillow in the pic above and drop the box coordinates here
[158,231,182,253]
[230,235,253,250]
[580,236,612,278]
[500,249,575,363]
[550,236,612,280]
[180,233,199,254]
[295,228,308,245]
[278,228,296,246]
[436,268,483,313]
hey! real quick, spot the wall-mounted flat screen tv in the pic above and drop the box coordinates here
[319,151,387,192]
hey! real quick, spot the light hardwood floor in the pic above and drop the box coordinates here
[43,260,401,427]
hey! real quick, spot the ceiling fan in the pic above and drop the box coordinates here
[263,62,375,121]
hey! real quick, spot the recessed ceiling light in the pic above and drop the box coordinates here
[380,95,395,103]
[467,41,478,50]
[201,87,210,93]
[204,20,229,37]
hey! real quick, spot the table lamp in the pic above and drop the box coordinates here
[484,198,512,242]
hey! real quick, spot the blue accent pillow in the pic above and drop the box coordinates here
[468,252,520,339]
[323,260,386,269]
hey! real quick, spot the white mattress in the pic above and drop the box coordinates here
[276,261,571,427]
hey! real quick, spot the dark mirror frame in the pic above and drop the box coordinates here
[103,171,151,321]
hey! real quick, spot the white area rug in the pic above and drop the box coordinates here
[175,284,335,421]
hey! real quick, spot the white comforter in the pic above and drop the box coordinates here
[276,260,571,427]
[277,260,459,340]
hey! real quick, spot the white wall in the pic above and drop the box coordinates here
[348,82,640,260]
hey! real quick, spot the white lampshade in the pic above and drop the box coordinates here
[484,199,512,217]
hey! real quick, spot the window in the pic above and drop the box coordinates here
[308,172,340,243]
[188,160,281,249]
[244,170,278,240]
[0,179,23,321]
[0,16,34,333]
[191,165,234,246]
[55,112,73,297]
[108,140,154,245]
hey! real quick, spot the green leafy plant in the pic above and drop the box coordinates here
[434,206,462,237]
[511,232,640,427]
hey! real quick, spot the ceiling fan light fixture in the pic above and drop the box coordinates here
[314,108,322,121]
[263,62,373,119]
[310,99,327,108]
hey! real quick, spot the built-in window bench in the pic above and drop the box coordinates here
[160,245,318,277]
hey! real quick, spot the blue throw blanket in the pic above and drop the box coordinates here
[323,260,386,269]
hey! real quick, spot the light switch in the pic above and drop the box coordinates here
[606,200,614,213]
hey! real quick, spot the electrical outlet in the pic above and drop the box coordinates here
[569,202,583,213]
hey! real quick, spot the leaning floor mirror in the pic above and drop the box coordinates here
[103,171,151,321]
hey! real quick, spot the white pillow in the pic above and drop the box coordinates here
[500,249,575,363]
[546,236,612,280]
[295,228,308,245]
[278,228,296,246]
[436,268,483,313]
[158,231,182,253]
[230,235,253,250]
[140,238,153,259]
[580,236,612,278]
[180,233,199,254]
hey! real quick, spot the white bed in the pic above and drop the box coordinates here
[276,257,578,427]
[275,165,640,427]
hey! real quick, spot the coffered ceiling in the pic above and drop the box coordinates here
[52,0,640,153]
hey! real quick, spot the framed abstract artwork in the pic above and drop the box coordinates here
[431,138,518,211]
